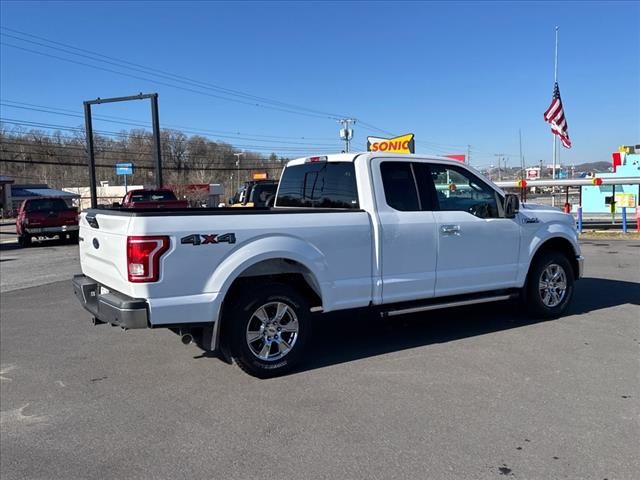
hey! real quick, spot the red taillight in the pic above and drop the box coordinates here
[127,236,170,283]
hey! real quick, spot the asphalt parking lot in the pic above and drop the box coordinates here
[1,238,639,479]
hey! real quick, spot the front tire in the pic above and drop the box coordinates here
[228,283,311,378]
[525,251,575,319]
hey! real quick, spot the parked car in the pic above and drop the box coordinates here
[16,197,79,247]
[118,188,189,209]
[73,153,583,377]
[230,180,278,208]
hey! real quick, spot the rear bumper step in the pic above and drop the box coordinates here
[72,274,148,329]
[26,225,79,234]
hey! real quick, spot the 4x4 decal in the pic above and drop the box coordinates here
[180,233,236,246]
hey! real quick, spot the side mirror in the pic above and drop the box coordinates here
[504,194,519,218]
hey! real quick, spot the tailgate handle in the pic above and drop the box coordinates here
[86,214,99,229]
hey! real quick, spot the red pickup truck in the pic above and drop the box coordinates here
[16,197,79,247]
[119,189,189,208]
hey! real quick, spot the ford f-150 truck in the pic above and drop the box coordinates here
[16,197,79,247]
[73,153,583,378]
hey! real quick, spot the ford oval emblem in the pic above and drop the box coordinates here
[92,238,100,249]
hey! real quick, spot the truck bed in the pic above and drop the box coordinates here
[79,206,373,326]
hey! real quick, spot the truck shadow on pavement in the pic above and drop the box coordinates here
[299,277,639,373]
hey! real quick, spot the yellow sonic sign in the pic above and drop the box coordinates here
[367,133,415,154]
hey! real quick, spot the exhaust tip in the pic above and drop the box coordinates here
[91,317,106,326]
[181,333,194,345]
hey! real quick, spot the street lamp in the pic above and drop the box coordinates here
[233,152,244,192]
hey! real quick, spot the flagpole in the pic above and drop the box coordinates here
[552,26,559,182]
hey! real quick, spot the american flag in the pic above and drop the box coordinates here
[543,82,571,148]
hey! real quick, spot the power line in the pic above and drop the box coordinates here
[0,33,346,121]
[0,103,342,147]
[0,28,484,154]
[0,30,468,152]
[0,150,300,169]
[0,26,351,120]
[1,99,339,142]
[0,118,340,154]
[0,41,345,121]
[0,157,284,172]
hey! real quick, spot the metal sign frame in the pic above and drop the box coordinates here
[84,93,162,208]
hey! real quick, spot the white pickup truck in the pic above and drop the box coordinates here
[73,153,583,377]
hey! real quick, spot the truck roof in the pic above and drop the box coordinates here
[286,152,471,167]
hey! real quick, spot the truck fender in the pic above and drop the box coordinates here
[519,223,580,285]
[205,234,330,308]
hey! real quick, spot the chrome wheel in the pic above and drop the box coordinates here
[538,263,567,308]
[245,302,299,362]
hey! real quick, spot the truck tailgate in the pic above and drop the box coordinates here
[79,212,133,295]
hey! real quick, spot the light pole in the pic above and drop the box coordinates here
[233,152,244,192]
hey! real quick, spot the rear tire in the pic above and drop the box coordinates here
[525,251,574,319]
[227,282,311,378]
[66,232,79,244]
[18,234,31,247]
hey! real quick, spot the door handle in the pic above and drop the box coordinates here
[440,224,461,235]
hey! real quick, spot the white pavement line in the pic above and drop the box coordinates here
[0,403,49,427]
[0,364,17,382]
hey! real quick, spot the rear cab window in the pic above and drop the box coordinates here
[25,198,68,212]
[276,161,359,209]
[130,191,177,202]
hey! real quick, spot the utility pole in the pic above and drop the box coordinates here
[233,152,244,192]
[494,154,504,181]
[338,118,356,152]
[519,129,524,180]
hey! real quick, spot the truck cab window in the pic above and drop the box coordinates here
[276,162,359,209]
[430,165,499,218]
[380,162,420,211]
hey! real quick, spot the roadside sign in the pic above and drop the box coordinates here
[116,163,134,175]
[526,168,540,180]
[615,193,637,208]
[367,133,415,154]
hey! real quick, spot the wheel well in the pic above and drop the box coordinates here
[224,259,322,313]
[531,237,579,279]
[216,260,322,356]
